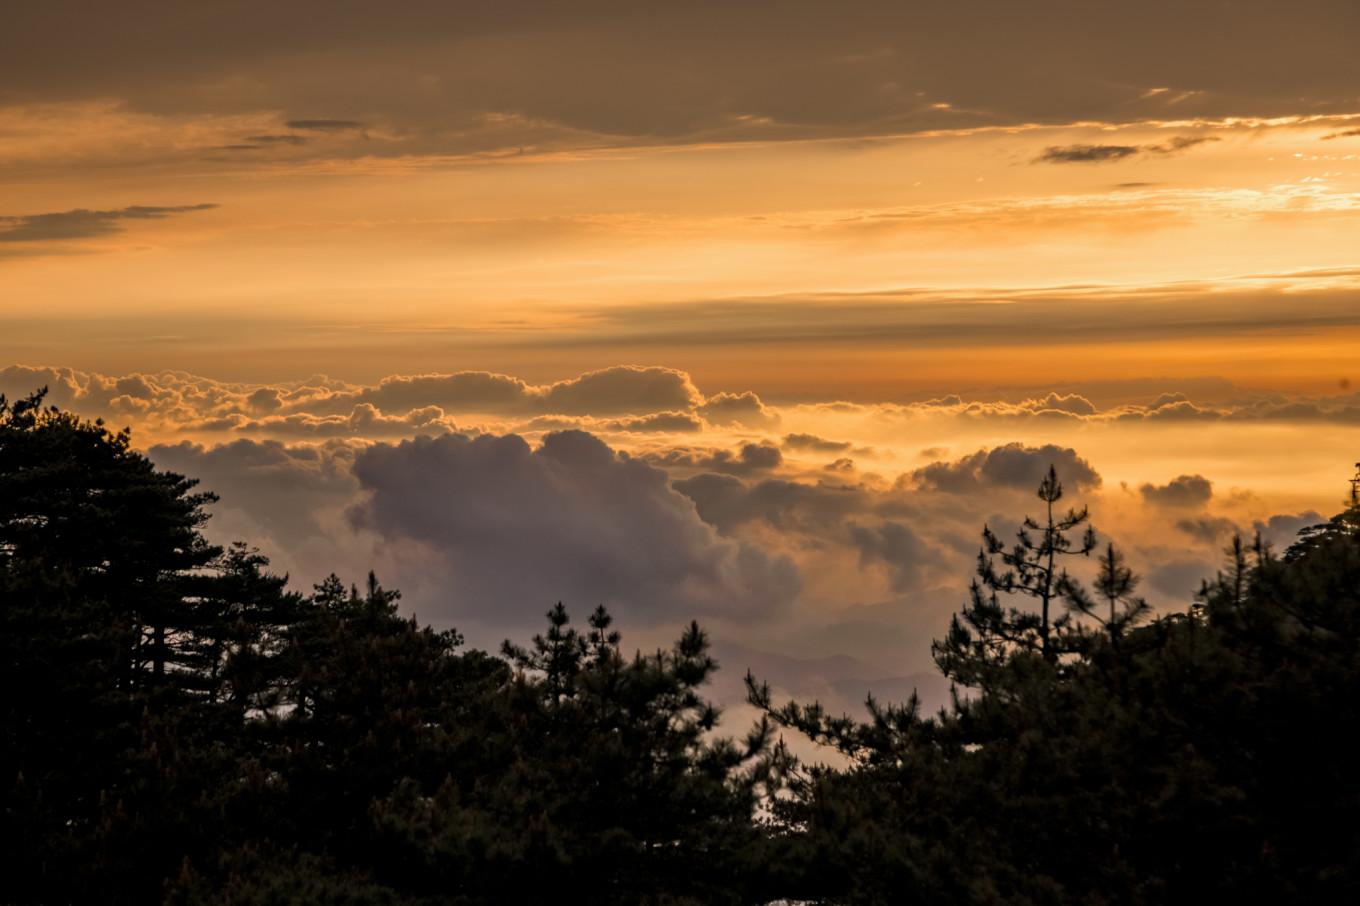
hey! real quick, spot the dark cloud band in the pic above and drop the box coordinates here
[0,203,217,243]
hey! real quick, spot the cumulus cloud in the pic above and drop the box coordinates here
[11,363,1360,457]
[1175,515,1238,543]
[0,204,217,243]
[245,387,285,414]
[235,403,457,438]
[147,438,365,580]
[1253,511,1326,551]
[514,411,703,435]
[603,411,704,433]
[674,474,872,536]
[298,371,530,415]
[296,365,700,418]
[696,391,779,427]
[909,443,1101,494]
[1139,474,1213,508]
[349,430,799,624]
[647,442,784,476]
[538,365,701,414]
[1021,392,1098,416]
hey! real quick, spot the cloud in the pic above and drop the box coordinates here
[278,365,701,421]
[235,403,457,438]
[647,441,785,477]
[1020,392,1098,416]
[538,365,701,414]
[245,387,285,414]
[147,438,365,580]
[7,3,1355,161]
[1147,558,1216,597]
[1173,508,1328,549]
[695,391,779,428]
[348,430,800,624]
[1175,515,1238,543]
[12,362,1360,456]
[284,119,366,131]
[1036,135,1217,164]
[1322,129,1360,140]
[580,280,1360,361]
[670,443,1092,548]
[135,419,1329,698]
[245,133,308,144]
[673,474,872,536]
[295,371,528,416]
[783,433,852,454]
[603,411,704,433]
[513,411,704,435]
[909,443,1101,494]
[1139,474,1213,508]
[0,204,217,243]
[848,521,941,591]
[1146,135,1219,154]
[1037,144,1140,164]
[1253,511,1326,551]
[202,133,311,152]
[725,442,782,473]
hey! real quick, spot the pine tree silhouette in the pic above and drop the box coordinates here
[933,464,1096,684]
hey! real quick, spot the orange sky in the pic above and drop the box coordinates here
[4,115,1359,393]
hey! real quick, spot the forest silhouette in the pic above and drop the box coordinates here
[4,388,1360,904]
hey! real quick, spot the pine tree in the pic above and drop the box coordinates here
[1060,542,1150,648]
[0,389,223,695]
[1,389,236,900]
[932,464,1097,685]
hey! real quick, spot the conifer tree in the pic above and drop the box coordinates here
[932,464,1096,684]
[1060,542,1150,648]
[2,390,248,900]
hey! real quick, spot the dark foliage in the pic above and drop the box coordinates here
[1,391,771,904]
[751,465,1360,904]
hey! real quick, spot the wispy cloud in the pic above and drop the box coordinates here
[1037,135,1218,164]
[285,119,366,132]
[0,203,218,243]
[245,134,308,144]
[1038,143,1141,163]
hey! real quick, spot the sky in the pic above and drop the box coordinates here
[4,1,1360,717]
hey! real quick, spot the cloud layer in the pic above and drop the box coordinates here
[5,1,1358,161]
[9,362,1360,456]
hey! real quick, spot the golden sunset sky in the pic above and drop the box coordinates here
[4,1,1359,705]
